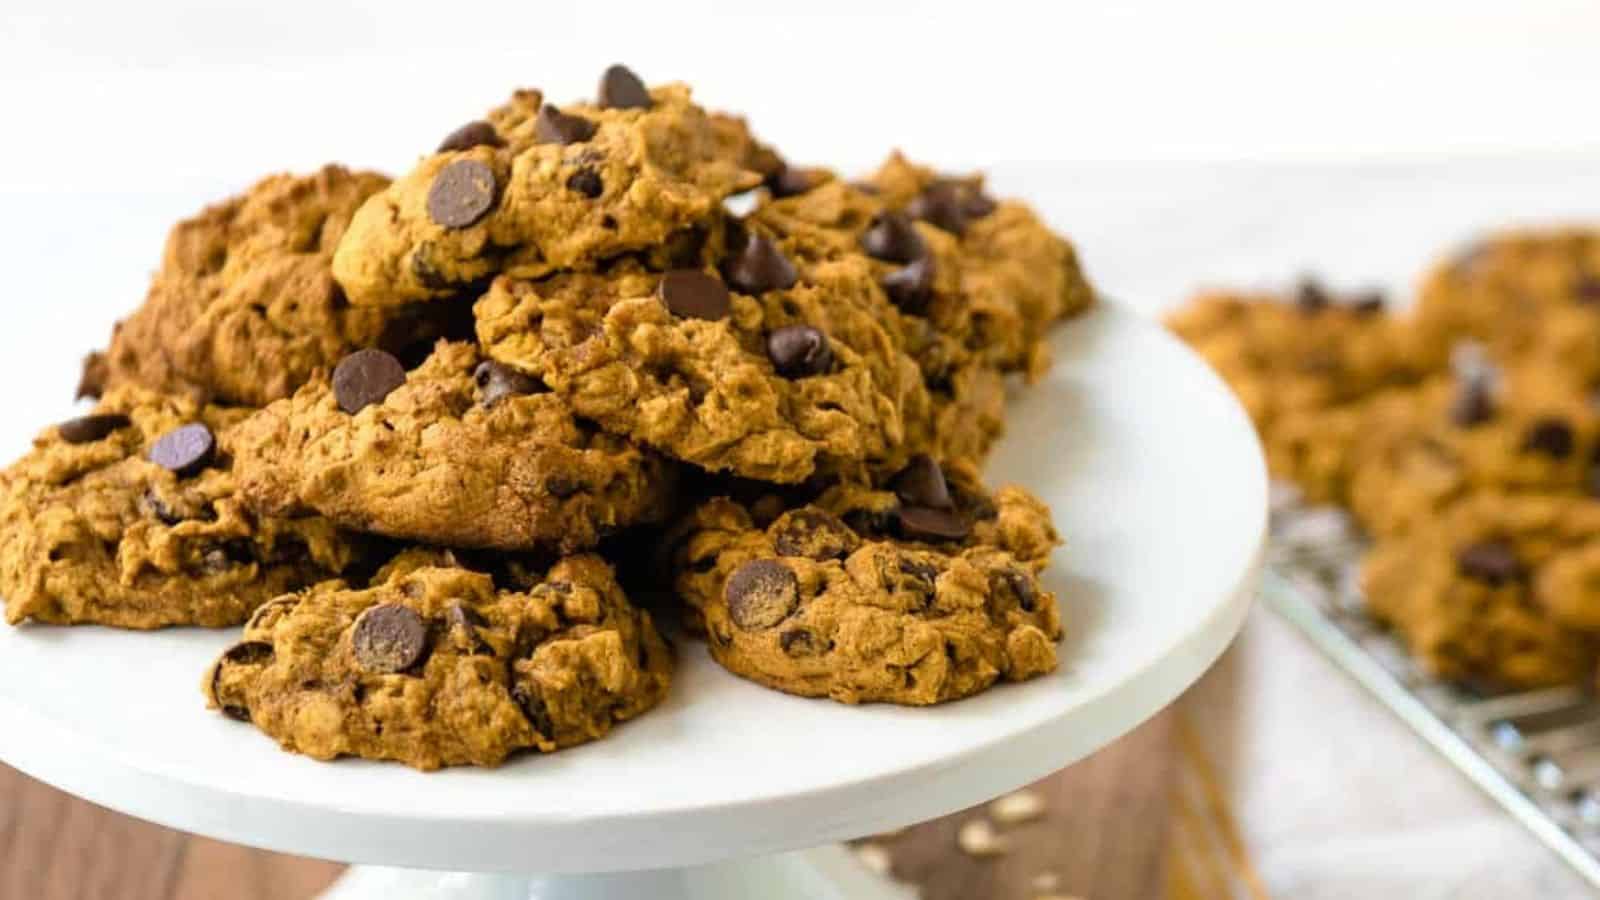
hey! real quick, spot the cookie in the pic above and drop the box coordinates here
[331,72,769,307]
[1413,228,1600,364]
[1166,282,1433,435]
[1346,363,1599,539]
[204,552,672,769]
[0,386,365,627]
[474,252,928,483]
[748,153,1094,376]
[230,341,675,552]
[668,457,1062,704]
[1362,492,1600,688]
[92,166,451,408]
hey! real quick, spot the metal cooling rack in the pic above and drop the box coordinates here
[1262,486,1600,889]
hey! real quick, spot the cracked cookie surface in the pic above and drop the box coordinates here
[231,341,675,552]
[667,458,1062,704]
[204,552,672,769]
[0,386,364,627]
[331,78,768,307]
[89,166,451,408]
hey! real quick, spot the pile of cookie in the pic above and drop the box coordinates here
[0,67,1094,769]
[1170,229,1600,690]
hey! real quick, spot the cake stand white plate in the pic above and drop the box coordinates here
[0,303,1265,900]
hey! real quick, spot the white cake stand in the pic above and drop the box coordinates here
[0,304,1265,900]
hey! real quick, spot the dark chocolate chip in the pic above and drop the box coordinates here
[898,556,939,587]
[1457,540,1524,586]
[333,348,407,414]
[140,489,183,525]
[724,559,799,631]
[779,628,821,657]
[1351,291,1386,315]
[658,270,731,320]
[896,505,971,542]
[767,166,814,198]
[1450,376,1495,427]
[76,351,107,401]
[994,569,1038,612]
[598,64,652,110]
[881,257,935,313]
[535,104,597,145]
[766,325,833,378]
[58,413,130,445]
[147,423,215,477]
[512,684,555,736]
[891,455,953,510]
[771,509,860,561]
[566,168,603,198]
[906,182,974,234]
[1295,278,1330,313]
[426,159,498,229]
[223,640,274,665]
[352,603,429,674]
[1523,418,1576,459]
[860,212,926,264]
[1575,274,1600,304]
[723,234,798,294]
[473,360,541,406]
[437,120,503,153]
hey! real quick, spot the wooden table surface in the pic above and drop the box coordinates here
[0,703,1194,900]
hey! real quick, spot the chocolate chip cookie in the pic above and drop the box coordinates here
[204,552,672,769]
[230,341,675,552]
[668,457,1062,704]
[1362,492,1600,688]
[748,153,1094,377]
[0,386,365,627]
[89,166,451,408]
[331,70,769,306]
[474,251,927,483]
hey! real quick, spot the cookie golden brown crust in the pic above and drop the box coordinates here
[668,458,1062,705]
[331,82,767,307]
[95,166,454,408]
[1362,493,1600,689]
[0,386,366,628]
[230,341,676,552]
[204,554,673,770]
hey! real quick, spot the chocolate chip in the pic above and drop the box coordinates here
[76,351,107,401]
[437,120,503,153]
[723,234,798,294]
[725,559,799,631]
[566,168,603,198]
[1351,291,1386,315]
[860,212,926,264]
[473,360,541,406]
[140,489,183,525]
[535,104,597,145]
[891,455,954,510]
[1450,376,1495,427]
[881,257,935,313]
[658,270,731,320]
[426,159,498,229]
[1295,278,1330,313]
[333,348,407,414]
[352,604,429,674]
[766,325,833,378]
[147,423,215,477]
[896,505,971,542]
[598,64,652,110]
[512,685,555,736]
[1575,274,1600,304]
[446,603,485,630]
[1457,540,1524,586]
[772,509,860,560]
[779,628,821,657]
[907,182,975,234]
[767,166,814,198]
[1523,418,1576,459]
[223,640,274,665]
[994,569,1038,612]
[58,413,130,445]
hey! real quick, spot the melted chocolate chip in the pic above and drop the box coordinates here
[766,325,833,378]
[352,604,430,674]
[767,166,814,198]
[437,120,503,153]
[598,64,652,110]
[658,270,731,320]
[535,104,597,145]
[724,559,799,631]
[513,684,555,736]
[891,455,954,510]
[860,212,926,264]
[426,159,498,229]
[566,168,603,198]
[58,413,130,445]
[779,628,821,657]
[723,234,798,294]
[147,423,215,477]
[1457,540,1524,586]
[1522,418,1576,459]
[333,349,407,414]
[881,257,935,313]
[473,360,541,407]
[907,181,977,234]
